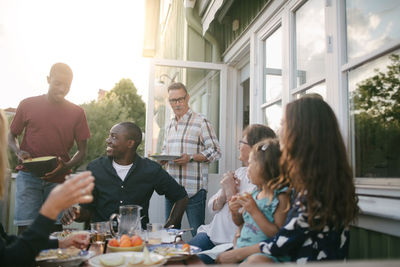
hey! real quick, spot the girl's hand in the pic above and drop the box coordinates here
[228,195,242,213]
[237,194,258,214]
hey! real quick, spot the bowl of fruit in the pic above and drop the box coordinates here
[107,234,144,252]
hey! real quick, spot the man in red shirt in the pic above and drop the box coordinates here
[8,62,91,234]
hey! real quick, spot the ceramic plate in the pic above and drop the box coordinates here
[150,155,180,161]
[88,251,166,267]
[36,249,93,267]
[147,243,201,261]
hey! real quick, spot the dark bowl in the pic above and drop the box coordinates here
[23,156,57,177]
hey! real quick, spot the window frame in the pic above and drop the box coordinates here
[339,0,400,189]
[238,0,400,236]
[290,0,327,93]
[257,7,284,128]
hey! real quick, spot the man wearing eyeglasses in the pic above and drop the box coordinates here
[161,82,221,237]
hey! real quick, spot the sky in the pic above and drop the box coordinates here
[0,0,149,109]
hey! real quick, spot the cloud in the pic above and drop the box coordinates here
[347,7,395,60]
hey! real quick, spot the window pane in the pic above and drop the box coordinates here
[346,0,400,61]
[264,27,282,102]
[293,83,326,100]
[263,101,282,133]
[295,0,325,87]
[348,52,400,178]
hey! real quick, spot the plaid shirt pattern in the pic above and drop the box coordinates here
[162,109,221,196]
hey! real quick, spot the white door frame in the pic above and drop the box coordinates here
[146,59,228,174]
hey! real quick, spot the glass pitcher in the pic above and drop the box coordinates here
[109,205,142,237]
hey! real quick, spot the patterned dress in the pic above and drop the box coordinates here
[236,187,288,248]
[259,196,350,263]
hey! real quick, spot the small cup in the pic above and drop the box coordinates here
[146,223,163,245]
[90,221,110,243]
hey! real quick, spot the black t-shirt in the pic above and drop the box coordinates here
[81,155,187,227]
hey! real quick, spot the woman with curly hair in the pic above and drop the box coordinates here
[217,97,359,264]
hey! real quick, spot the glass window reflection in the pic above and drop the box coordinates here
[293,83,326,100]
[295,0,325,87]
[348,52,400,178]
[263,102,282,133]
[264,27,282,102]
[346,0,400,61]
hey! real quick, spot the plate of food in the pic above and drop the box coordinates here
[147,243,201,261]
[150,155,181,161]
[88,248,166,267]
[35,248,93,267]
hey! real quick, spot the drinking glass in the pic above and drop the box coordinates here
[90,221,110,243]
[146,223,163,245]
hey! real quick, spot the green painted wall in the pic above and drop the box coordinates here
[209,0,269,53]
[349,227,400,260]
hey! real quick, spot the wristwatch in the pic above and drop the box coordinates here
[189,154,194,162]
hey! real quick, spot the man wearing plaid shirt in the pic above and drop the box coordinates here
[162,82,221,236]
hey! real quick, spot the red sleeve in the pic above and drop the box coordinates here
[10,101,27,136]
[74,109,91,141]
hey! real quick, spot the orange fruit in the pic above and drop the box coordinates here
[131,235,143,246]
[120,239,131,247]
[120,234,130,241]
[182,243,190,252]
[108,238,119,247]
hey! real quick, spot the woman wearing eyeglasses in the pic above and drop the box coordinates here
[188,124,277,264]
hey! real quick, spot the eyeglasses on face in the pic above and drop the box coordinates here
[239,140,249,146]
[168,94,187,104]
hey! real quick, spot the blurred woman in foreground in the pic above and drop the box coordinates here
[0,109,95,266]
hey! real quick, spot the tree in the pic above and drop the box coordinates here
[352,54,400,125]
[104,79,146,131]
[351,54,400,177]
[75,78,146,169]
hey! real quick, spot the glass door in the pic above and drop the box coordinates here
[145,59,227,174]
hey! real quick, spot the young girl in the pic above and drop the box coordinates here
[216,97,359,264]
[229,138,290,251]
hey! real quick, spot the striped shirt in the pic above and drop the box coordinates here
[162,109,221,196]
